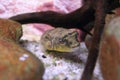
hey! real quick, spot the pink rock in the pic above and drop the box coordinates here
[53,0,82,13]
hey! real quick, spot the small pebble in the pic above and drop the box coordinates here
[42,55,47,58]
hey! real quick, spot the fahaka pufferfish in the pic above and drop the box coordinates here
[40,28,80,52]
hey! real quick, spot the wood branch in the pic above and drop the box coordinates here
[9,2,95,34]
[107,0,120,11]
[80,21,94,41]
[81,0,107,80]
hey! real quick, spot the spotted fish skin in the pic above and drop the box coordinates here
[40,28,80,52]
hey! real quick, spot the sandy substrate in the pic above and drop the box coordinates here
[20,26,104,80]
[19,40,103,80]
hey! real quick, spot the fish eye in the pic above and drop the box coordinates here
[59,38,66,43]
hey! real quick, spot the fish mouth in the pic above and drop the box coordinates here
[46,46,80,53]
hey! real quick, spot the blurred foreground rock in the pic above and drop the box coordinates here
[0,19,44,80]
[99,17,120,80]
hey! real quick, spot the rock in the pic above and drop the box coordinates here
[99,17,120,80]
[54,0,82,13]
[0,19,44,80]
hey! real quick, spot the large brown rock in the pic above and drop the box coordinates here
[0,19,44,80]
[99,17,120,80]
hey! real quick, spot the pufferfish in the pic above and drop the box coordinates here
[40,28,80,52]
